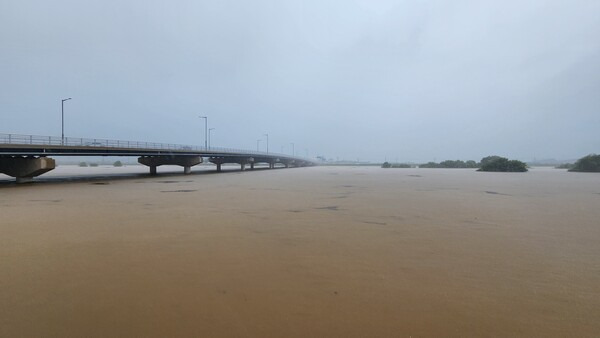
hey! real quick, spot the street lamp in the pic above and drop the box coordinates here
[257,139,261,152]
[208,128,215,149]
[198,116,208,149]
[263,133,269,154]
[61,97,72,145]
[290,142,295,156]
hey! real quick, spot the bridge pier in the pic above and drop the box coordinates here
[138,156,202,175]
[209,156,254,172]
[0,156,56,183]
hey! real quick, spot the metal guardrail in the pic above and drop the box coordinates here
[0,133,312,161]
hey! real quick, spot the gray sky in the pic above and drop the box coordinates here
[1,0,599,162]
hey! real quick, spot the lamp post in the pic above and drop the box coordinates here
[198,116,208,149]
[290,142,295,156]
[257,139,261,152]
[208,128,215,149]
[61,97,72,145]
[263,133,269,153]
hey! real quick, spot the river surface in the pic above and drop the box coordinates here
[1,166,599,336]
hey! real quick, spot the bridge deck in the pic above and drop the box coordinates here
[0,133,309,163]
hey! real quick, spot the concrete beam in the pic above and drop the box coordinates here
[138,155,202,175]
[0,156,56,183]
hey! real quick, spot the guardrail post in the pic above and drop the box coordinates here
[8,134,11,143]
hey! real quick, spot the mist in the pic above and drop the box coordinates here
[1,0,599,162]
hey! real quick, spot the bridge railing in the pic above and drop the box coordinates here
[0,133,312,161]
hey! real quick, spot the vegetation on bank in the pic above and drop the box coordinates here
[478,156,528,172]
[381,155,529,172]
[380,154,599,173]
[381,162,412,168]
[113,161,123,167]
[555,163,574,169]
[419,160,479,168]
[569,154,600,172]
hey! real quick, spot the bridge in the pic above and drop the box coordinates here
[0,133,316,183]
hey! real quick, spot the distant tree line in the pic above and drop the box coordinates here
[382,154,600,173]
[555,163,574,169]
[381,162,412,168]
[382,155,528,172]
[419,160,479,168]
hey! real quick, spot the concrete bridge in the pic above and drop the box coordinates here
[0,133,315,183]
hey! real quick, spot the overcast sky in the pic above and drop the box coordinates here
[1,0,599,162]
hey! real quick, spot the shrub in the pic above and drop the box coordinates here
[78,162,88,167]
[89,163,99,167]
[569,154,600,172]
[113,161,123,167]
[381,162,391,168]
[478,156,527,172]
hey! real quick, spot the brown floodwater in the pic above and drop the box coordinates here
[1,166,599,336]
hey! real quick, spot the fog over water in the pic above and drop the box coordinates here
[1,0,599,162]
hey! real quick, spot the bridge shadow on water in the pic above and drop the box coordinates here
[0,166,286,188]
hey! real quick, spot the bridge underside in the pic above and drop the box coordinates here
[208,156,310,171]
[138,155,203,175]
[0,156,56,183]
[0,154,314,183]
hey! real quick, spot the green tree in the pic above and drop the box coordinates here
[478,156,527,172]
[465,160,479,168]
[569,154,600,172]
[480,156,503,167]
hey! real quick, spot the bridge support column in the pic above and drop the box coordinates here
[138,156,202,175]
[0,156,56,183]
[250,163,255,170]
[209,158,225,172]
[210,157,254,172]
